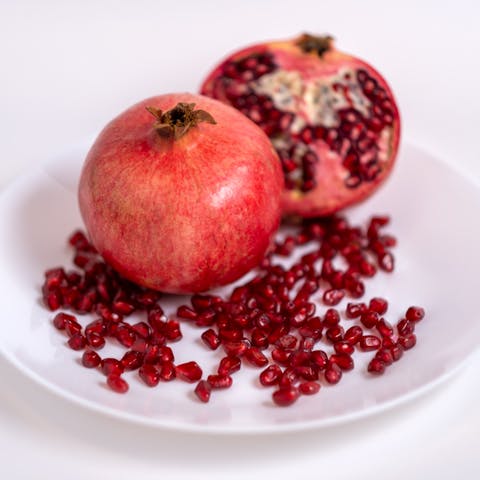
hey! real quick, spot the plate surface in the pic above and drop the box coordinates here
[0,143,479,434]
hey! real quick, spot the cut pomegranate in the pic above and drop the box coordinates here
[201,33,400,216]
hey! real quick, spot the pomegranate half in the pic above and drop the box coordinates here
[79,93,283,294]
[201,33,401,217]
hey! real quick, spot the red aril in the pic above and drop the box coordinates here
[79,94,283,294]
[201,34,400,217]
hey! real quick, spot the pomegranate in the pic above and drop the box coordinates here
[79,93,283,294]
[200,33,401,217]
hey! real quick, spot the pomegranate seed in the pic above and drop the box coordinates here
[390,344,404,361]
[398,333,416,350]
[272,347,290,366]
[115,325,136,348]
[323,288,345,306]
[368,358,386,375]
[345,303,367,318]
[276,334,298,350]
[159,361,176,381]
[299,336,315,351]
[376,318,394,337]
[199,328,219,350]
[65,319,82,337]
[112,300,135,316]
[191,294,213,311]
[259,364,282,386]
[157,346,174,363]
[324,363,342,384]
[299,381,320,395]
[53,312,76,330]
[288,350,311,367]
[323,308,340,327]
[121,350,144,370]
[251,328,269,349]
[86,331,105,349]
[164,320,182,341]
[101,358,124,376]
[310,350,328,370]
[325,325,344,343]
[397,318,414,336]
[296,365,319,381]
[272,386,300,406]
[330,353,354,371]
[360,335,382,351]
[68,333,86,350]
[344,325,363,345]
[223,340,249,357]
[379,252,394,272]
[82,350,101,368]
[176,305,197,320]
[107,375,129,393]
[207,374,233,389]
[176,361,203,382]
[218,356,241,376]
[406,306,425,322]
[244,347,269,367]
[375,348,394,366]
[369,297,388,314]
[131,321,151,339]
[85,318,107,336]
[194,380,211,403]
[334,341,355,355]
[139,364,161,386]
[360,311,379,328]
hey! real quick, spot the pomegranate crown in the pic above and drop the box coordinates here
[296,33,334,56]
[146,102,216,140]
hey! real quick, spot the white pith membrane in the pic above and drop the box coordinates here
[242,66,393,190]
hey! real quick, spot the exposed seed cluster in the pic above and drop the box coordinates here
[42,215,424,406]
[205,48,397,192]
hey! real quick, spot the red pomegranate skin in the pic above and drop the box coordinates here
[201,35,401,217]
[78,93,283,294]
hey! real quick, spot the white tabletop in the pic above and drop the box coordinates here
[1,1,479,478]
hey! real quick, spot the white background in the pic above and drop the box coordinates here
[1,1,479,479]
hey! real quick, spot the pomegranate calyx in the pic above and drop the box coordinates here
[296,33,334,56]
[146,102,216,140]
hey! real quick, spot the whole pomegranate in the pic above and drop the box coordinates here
[201,34,401,217]
[78,93,283,294]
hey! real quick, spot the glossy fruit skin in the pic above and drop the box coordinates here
[79,93,283,294]
[201,34,400,217]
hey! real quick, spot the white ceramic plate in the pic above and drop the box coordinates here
[0,143,479,434]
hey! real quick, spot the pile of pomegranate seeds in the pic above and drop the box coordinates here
[42,215,425,407]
